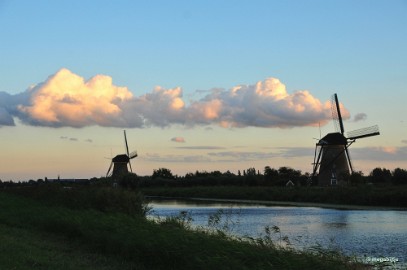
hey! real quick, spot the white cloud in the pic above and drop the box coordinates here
[17,68,134,127]
[187,78,346,128]
[1,69,346,129]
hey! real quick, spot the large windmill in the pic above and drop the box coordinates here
[311,94,380,186]
[106,130,138,178]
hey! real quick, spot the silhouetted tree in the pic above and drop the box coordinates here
[246,168,256,176]
[152,168,175,179]
[118,173,139,189]
[392,168,407,185]
[264,166,279,185]
[349,171,364,185]
[276,167,301,185]
[369,167,392,184]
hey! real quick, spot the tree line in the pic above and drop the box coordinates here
[1,166,406,188]
[143,166,407,187]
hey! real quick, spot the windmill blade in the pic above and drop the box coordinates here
[124,130,130,157]
[344,147,354,173]
[347,125,380,140]
[129,151,138,159]
[128,160,133,173]
[312,145,323,178]
[106,162,113,177]
[331,93,345,134]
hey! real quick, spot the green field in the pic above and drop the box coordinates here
[0,186,368,270]
[141,185,407,208]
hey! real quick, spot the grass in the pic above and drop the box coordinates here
[0,187,367,270]
[141,185,407,208]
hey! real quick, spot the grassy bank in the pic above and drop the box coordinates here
[141,185,407,208]
[0,187,365,270]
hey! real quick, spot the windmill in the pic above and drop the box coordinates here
[311,94,380,186]
[106,130,138,178]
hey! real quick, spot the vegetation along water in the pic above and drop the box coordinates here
[0,184,371,270]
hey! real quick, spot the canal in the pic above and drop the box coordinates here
[148,198,407,267]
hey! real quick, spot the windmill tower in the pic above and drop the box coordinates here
[106,130,138,178]
[311,94,380,186]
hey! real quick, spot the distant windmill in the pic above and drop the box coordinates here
[311,94,380,185]
[106,130,138,178]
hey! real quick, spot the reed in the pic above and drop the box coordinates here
[0,188,366,269]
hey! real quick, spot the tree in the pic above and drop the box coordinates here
[264,166,279,185]
[246,168,256,176]
[369,167,391,184]
[392,168,407,185]
[152,168,175,179]
[245,167,259,186]
[349,171,364,185]
[118,173,139,189]
[277,167,301,185]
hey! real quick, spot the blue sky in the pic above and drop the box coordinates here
[0,0,406,181]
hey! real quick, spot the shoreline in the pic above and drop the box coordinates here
[146,195,407,211]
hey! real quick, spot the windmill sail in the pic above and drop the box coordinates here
[347,125,380,140]
[124,130,132,172]
[331,94,345,134]
[129,151,138,159]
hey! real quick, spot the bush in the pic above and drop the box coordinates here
[5,186,149,217]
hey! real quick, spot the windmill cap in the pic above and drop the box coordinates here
[112,154,130,162]
[319,132,347,145]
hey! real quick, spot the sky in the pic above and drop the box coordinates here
[0,0,406,181]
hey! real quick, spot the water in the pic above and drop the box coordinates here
[147,199,407,267]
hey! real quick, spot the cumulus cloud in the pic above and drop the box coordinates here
[16,68,134,127]
[401,140,407,144]
[171,137,185,143]
[353,113,367,122]
[0,107,15,126]
[186,78,342,128]
[0,68,346,129]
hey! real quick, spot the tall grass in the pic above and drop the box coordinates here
[0,188,366,269]
[142,185,407,208]
[4,185,149,216]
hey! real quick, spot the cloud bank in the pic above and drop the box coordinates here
[0,68,346,128]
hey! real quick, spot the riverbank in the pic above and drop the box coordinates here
[0,187,366,270]
[146,195,407,211]
[141,185,407,209]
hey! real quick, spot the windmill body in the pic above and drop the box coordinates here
[312,94,380,186]
[316,132,351,185]
[111,154,131,177]
[106,131,137,178]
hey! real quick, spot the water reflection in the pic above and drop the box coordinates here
[148,198,407,266]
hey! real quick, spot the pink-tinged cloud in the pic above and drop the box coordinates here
[1,69,347,128]
[17,68,134,127]
[171,137,186,143]
[187,78,344,128]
